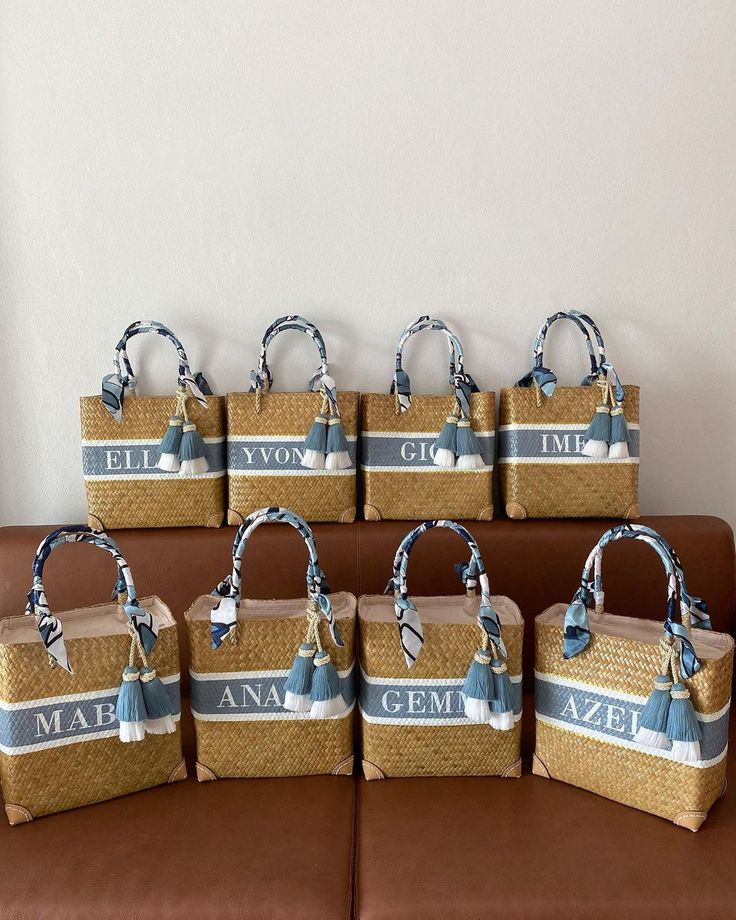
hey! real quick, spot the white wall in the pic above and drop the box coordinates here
[1,1,734,528]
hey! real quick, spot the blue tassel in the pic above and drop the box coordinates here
[462,648,493,723]
[633,674,671,750]
[608,406,630,459]
[666,683,702,762]
[432,416,457,468]
[178,422,209,475]
[309,650,347,719]
[325,418,352,470]
[115,666,148,743]
[455,419,484,469]
[283,643,316,712]
[157,415,183,472]
[301,414,328,469]
[581,405,611,458]
[489,659,515,731]
[139,666,176,735]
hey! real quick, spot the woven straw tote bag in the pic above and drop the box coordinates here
[0,526,185,825]
[361,316,495,521]
[227,316,358,524]
[499,310,640,519]
[80,320,226,529]
[359,520,523,780]
[534,523,733,831]
[185,507,356,780]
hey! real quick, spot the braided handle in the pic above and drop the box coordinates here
[387,520,505,668]
[563,524,704,676]
[391,316,478,416]
[210,507,342,650]
[249,315,330,394]
[25,526,156,674]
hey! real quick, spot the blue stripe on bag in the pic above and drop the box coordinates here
[361,432,495,469]
[82,441,226,476]
[359,672,522,723]
[227,438,358,473]
[0,678,181,755]
[190,667,355,719]
[498,426,640,461]
[535,673,728,764]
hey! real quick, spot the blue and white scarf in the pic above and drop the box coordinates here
[210,506,340,650]
[25,526,158,674]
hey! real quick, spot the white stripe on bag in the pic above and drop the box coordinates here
[359,706,523,727]
[498,423,640,432]
[191,701,355,723]
[535,712,728,769]
[0,672,181,711]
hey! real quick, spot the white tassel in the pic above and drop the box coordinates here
[633,726,670,750]
[463,695,491,724]
[144,716,177,735]
[310,696,347,719]
[489,711,515,731]
[608,440,629,459]
[284,691,313,713]
[456,453,484,470]
[433,448,455,468]
[302,449,326,470]
[671,740,701,763]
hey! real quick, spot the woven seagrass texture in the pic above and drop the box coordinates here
[0,615,183,820]
[535,721,727,824]
[536,621,734,714]
[360,618,523,681]
[0,730,184,821]
[0,615,180,702]
[360,392,495,520]
[359,614,523,777]
[186,597,356,777]
[499,385,639,519]
[196,717,354,778]
[534,618,733,825]
[80,394,226,529]
[226,391,359,523]
[361,720,521,778]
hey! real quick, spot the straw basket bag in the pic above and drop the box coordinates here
[534,523,733,831]
[227,316,358,524]
[359,520,523,779]
[361,317,494,521]
[80,321,226,529]
[499,310,639,519]
[0,526,184,825]
[185,507,356,780]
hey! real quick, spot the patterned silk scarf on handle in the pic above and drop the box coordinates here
[209,506,347,719]
[562,523,711,762]
[385,520,513,729]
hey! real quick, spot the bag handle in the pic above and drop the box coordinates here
[209,506,341,650]
[385,520,505,668]
[562,524,706,677]
[515,310,608,396]
[24,526,158,674]
[101,321,210,422]
[390,316,479,418]
[247,315,341,411]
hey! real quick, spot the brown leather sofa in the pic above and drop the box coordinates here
[0,516,734,920]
